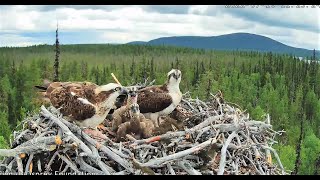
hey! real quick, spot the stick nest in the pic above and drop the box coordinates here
[0,87,288,175]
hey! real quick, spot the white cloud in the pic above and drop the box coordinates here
[188,5,209,15]
[0,34,44,47]
[220,6,320,33]
[0,5,319,49]
[283,29,319,50]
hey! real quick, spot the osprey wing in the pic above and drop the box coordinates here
[49,83,97,121]
[137,89,172,113]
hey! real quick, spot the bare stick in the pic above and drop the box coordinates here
[181,99,196,111]
[37,159,42,172]
[24,154,34,174]
[81,132,134,173]
[46,150,60,172]
[178,160,201,175]
[16,156,23,175]
[88,144,112,175]
[0,136,59,157]
[217,131,237,175]
[113,170,130,175]
[190,115,225,131]
[111,73,122,85]
[162,150,175,175]
[261,145,285,174]
[141,138,217,167]
[57,154,81,173]
[76,157,104,175]
[40,106,93,155]
[61,165,70,173]
[133,131,186,145]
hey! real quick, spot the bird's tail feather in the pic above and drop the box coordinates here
[34,79,53,105]
[34,85,47,91]
[34,79,52,92]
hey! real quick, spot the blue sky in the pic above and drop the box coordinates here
[0,5,319,50]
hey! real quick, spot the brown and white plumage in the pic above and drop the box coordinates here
[116,103,154,142]
[111,86,139,131]
[152,116,184,135]
[169,105,193,122]
[35,80,128,128]
[136,69,183,127]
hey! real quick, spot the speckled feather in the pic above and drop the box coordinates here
[45,82,112,121]
[137,84,173,113]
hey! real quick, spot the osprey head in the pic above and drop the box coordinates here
[128,86,138,98]
[167,69,182,85]
[129,103,140,117]
[127,86,138,104]
[97,83,128,108]
[98,83,128,94]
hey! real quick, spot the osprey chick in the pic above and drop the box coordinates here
[116,103,154,142]
[111,86,139,131]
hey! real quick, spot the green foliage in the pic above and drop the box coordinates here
[299,129,320,175]
[250,105,266,121]
[0,136,9,160]
[274,144,296,172]
[0,136,9,149]
[0,111,11,142]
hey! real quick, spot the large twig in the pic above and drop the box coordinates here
[217,131,237,175]
[178,160,201,175]
[162,150,175,175]
[261,145,285,174]
[141,138,217,167]
[24,154,34,174]
[0,136,59,157]
[81,132,134,173]
[76,157,104,175]
[16,156,24,175]
[40,106,93,155]
[57,154,81,173]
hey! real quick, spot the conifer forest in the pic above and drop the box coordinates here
[0,43,319,174]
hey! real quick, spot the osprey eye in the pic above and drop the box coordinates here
[114,87,121,91]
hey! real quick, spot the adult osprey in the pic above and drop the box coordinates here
[137,69,182,127]
[35,81,128,128]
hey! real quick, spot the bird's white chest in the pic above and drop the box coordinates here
[160,91,182,115]
[78,115,104,128]
[170,91,182,106]
[77,106,111,128]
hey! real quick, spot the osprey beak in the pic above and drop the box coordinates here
[130,104,139,113]
[130,91,137,97]
[173,74,179,80]
[120,87,128,95]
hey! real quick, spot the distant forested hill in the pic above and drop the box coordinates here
[127,33,319,58]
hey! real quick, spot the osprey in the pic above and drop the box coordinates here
[111,86,139,131]
[137,69,183,127]
[35,81,128,128]
[116,103,154,142]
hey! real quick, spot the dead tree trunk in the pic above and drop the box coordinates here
[314,156,320,175]
[206,79,212,99]
[53,23,60,82]
[292,118,304,175]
